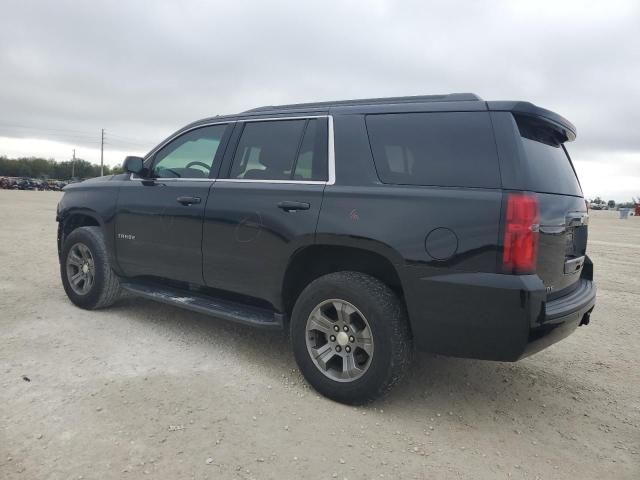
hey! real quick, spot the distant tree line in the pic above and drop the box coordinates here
[0,156,123,180]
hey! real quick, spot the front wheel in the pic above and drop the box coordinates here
[291,271,412,404]
[60,226,121,309]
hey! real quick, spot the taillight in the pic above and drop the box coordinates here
[502,193,539,274]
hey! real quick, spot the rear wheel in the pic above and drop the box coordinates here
[291,271,412,404]
[60,226,121,309]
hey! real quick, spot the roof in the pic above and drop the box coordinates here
[242,93,482,113]
[188,92,575,141]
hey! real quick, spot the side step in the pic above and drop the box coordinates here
[121,282,284,329]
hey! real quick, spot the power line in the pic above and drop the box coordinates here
[103,133,153,147]
[0,130,100,142]
[102,135,149,146]
[0,123,98,137]
[0,123,155,147]
[105,132,145,141]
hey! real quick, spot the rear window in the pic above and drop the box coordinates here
[515,115,582,196]
[365,112,500,188]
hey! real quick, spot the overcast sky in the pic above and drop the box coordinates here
[1,0,639,201]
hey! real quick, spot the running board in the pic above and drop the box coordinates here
[120,282,284,329]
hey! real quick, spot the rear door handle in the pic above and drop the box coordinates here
[277,201,310,212]
[177,196,201,206]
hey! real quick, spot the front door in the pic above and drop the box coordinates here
[202,117,329,308]
[115,123,231,284]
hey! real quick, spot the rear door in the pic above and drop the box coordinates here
[511,114,588,297]
[202,116,329,308]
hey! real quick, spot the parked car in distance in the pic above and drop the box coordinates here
[12,177,36,190]
[56,93,596,404]
[0,177,13,189]
[47,179,67,191]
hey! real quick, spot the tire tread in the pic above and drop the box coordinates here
[291,271,412,404]
[61,226,121,309]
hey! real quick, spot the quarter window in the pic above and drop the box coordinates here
[152,125,226,179]
[366,112,500,188]
[229,118,328,181]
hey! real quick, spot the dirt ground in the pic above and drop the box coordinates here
[0,190,638,480]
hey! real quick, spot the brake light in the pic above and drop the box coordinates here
[502,193,539,274]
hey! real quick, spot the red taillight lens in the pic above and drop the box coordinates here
[502,193,539,274]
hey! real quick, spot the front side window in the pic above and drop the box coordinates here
[152,124,226,178]
[229,118,328,181]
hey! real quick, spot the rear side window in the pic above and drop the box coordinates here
[230,118,328,181]
[365,112,500,188]
[515,115,582,196]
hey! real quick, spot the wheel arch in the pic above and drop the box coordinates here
[57,209,103,261]
[281,244,407,318]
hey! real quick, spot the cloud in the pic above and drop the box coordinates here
[0,0,638,200]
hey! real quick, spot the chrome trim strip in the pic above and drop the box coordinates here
[564,255,585,275]
[241,115,329,122]
[130,115,336,185]
[327,115,336,185]
[566,212,589,227]
[216,179,326,185]
[130,177,215,183]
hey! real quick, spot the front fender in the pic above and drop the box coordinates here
[56,183,120,271]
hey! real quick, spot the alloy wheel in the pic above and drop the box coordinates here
[66,242,95,295]
[305,299,374,382]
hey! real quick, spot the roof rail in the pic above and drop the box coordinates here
[242,93,482,113]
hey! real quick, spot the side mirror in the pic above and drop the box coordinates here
[123,156,144,175]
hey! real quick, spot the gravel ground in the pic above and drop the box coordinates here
[1,190,638,480]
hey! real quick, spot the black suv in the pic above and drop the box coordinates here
[57,93,596,404]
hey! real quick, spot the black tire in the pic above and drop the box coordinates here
[60,226,121,309]
[290,271,412,405]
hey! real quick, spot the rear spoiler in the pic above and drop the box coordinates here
[487,101,576,142]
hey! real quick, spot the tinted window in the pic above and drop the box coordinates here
[230,119,327,181]
[515,115,582,196]
[231,120,305,180]
[366,112,500,188]
[292,119,328,181]
[152,125,226,178]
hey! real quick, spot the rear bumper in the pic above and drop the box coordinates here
[401,261,596,361]
[523,278,595,358]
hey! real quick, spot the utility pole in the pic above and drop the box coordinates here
[71,149,76,179]
[100,128,105,176]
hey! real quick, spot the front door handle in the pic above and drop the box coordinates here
[277,201,310,212]
[177,196,201,206]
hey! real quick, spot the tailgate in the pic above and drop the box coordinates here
[512,113,588,297]
[537,193,588,297]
